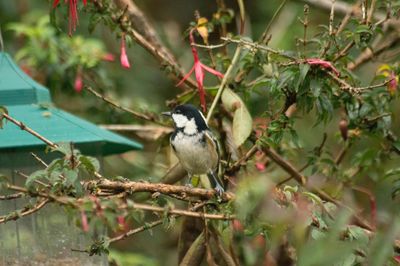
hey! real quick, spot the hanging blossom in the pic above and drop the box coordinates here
[177,29,224,112]
[102,53,115,62]
[53,0,88,36]
[305,58,340,77]
[80,210,89,232]
[120,33,131,69]
[74,69,83,92]
[117,215,128,231]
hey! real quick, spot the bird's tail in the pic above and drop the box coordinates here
[207,171,225,195]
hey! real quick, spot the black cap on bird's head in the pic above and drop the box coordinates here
[162,104,208,132]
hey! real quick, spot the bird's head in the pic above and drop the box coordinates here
[162,104,208,135]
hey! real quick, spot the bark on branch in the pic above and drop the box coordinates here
[87,179,235,202]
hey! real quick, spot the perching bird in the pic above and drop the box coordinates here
[162,104,225,195]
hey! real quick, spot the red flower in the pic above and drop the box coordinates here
[255,162,266,172]
[74,70,83,92]
[388,71,398,95]
[177,29,224,112]
[52,0,88,36]
[120,34,131,69]
[102,53,115,62]
[80,211,89,232]
[117,215,127,231]
[305,58,340,77]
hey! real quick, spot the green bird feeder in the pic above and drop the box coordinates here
[0,53,142,265]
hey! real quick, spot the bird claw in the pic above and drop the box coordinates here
[214,184,225,197]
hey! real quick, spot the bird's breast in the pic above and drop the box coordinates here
[171,132,217,175]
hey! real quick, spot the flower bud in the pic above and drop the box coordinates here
[339,119,348,141]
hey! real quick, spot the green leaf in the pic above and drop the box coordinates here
[79,155,100,173]
[63,169,78,187]
[26,170,47,189]
[180,231,205,266]
[0,174,9,190]
[295,64,310,92]
[221,88,252,147]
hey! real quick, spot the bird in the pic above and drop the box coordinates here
[162,104,225,195]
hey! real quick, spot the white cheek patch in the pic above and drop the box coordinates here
[183,118,197,135]
[172,113,189,128]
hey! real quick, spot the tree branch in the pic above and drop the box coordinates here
[128,202,234,220]
[261,146,306,185]
[87,179,235,201]
[94,0,197,91]
[85,86,162,124]
[0,199,49,224]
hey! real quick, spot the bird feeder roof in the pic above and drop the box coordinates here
[0,53,142,155]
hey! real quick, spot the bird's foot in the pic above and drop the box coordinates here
[214,184,225,197]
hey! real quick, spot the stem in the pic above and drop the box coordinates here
[206,46,242,122]
[258,0,287,43]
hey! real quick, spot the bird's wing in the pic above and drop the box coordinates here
[204,130,220,172]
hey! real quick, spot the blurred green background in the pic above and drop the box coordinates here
[1,1,397,265]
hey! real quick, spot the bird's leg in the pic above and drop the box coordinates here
[186,173,193,187]
[207,170,225,196]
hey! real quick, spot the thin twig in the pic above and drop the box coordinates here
[108,199,214,244]
[221,37,297,60]
[2,113,56,147]
[0,192,24,200]
[348,33,400,70]
[109,219,164,243]
[85,86,161,124]
[15,170,50,188]
[334,143,350,165]
[226,144,258,175]
[0,199,49,224]
[191,42,228,50]
[128,202,234,220]
[366,0,377,25]
[206,46,242,122]
[277,133,327,186]
[2,113,104,179]
[261,146,306,185]
[31,152,48,167]
[333,41,355,62]
[258,0,287,43]
[301,4,309,53]
[329,0,336,36]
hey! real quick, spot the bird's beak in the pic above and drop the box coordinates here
[161,111,172,117]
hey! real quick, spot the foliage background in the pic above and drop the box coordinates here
[1,0,400,265]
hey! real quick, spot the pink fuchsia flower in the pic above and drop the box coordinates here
[305,58,340,77]
[52,0,88,36]
[388,71,398,95]
[117,215,127,231]
[74,70,83,92]
[377,65,399,95]
[120,34,131,69]
[80,211,89,232]
[255,162,266,172]
[102,53,115,62]
[177,29,224,112]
